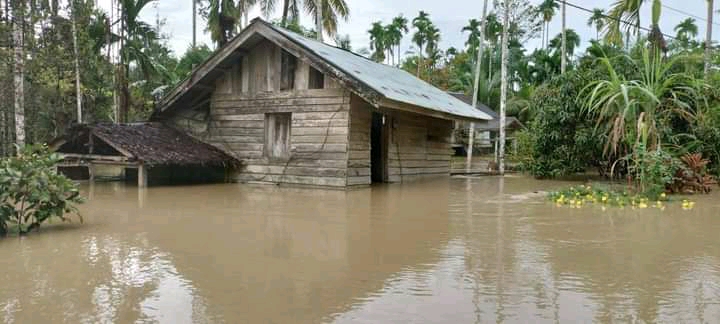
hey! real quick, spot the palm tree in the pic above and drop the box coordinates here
[549,29,580,61]
[205,0,239,46]
[705,0,714,78]
[115,0,160,122]
[425,25,441,69]
[412,11,431,77]
[280,0,300,26]
[462,19,482,60]
[674,18,698,42]
[498,0,510,175]
[238,0,257,28]
[484,13,502,83]
[368,21,386,63]
[587,8,605,40]
[390,15,408,65]
[304,0,350,40]
[606,0,664,51]
[334,34,351,50]
[538,0,558,48]
[465,0,489,171]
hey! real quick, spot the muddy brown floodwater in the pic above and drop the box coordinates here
[1,176,720,323]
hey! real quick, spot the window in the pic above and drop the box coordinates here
[280,50,297,91]
[264,113,292,159]
[308,66,325,89]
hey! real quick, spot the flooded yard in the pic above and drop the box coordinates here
[1,176,720,323]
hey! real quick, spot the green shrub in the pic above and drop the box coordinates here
[522,70,604,178]
[0,145,84,236]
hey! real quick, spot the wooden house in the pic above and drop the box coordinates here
[153,18,491,187]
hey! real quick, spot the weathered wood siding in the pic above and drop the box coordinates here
[346,95,453,186]
[170,39,351,187]
[346,95,372,186]
[386,111,453,182]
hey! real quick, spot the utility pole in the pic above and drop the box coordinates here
[466,0,490,172]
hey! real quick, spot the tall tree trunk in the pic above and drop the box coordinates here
[13,0,25,147]
[281,0,290,25]
[541,22,545,50]
[466,0,490,171]
[71,0,82,123]
[397,43,401,66]
[315,0,322,41]
[192,0,196,47]
[499,0,510,175]
[705,0,714,78]
[416,44,423,77]
[561,0,567,73]
[545,22,549,48]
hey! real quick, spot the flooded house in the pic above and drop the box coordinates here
[151,18,490,187]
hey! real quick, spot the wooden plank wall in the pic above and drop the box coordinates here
[386,111,453,183]
[172,39,351,187]
[346,95,372,186]
[346,95,454,186]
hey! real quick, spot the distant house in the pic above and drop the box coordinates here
[447,92,523,149]
[150,18,490,187]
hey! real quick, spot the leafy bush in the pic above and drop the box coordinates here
[522,70,604,178]
[629,145,681,199]
[0,145,83,236]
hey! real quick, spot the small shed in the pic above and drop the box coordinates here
[50,123,241,187]
[447,92,524,149]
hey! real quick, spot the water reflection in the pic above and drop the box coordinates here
[0,177,719,323]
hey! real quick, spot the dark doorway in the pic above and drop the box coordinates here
[371,112,388,183]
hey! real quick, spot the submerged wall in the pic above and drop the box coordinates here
[346,94,454,186]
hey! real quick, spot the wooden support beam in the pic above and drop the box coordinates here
[138,164,148,188]
[88,164,95,182]
[59,153,129,162]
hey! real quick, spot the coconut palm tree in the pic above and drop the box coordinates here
[334,34,351,50]
[368,22,387,63]
[463,19,482,60]
[549,29,580,61]
[390,15,408,65]
[674,18,698,41]
[484,12,502,82]
[412,11,431,76]
[705,0,714,78]
[425,25,441,69]
[238,0,257,28]
[304,0,349,40]
[606,0,664,51]
[538,0,558,48]
[587,8,605,40]
[205,0,239,46]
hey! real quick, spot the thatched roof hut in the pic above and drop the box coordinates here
[50,123,241,186]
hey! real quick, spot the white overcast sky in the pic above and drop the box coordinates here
[97,0,719,58]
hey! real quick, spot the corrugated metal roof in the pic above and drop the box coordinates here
[269,24,492,121]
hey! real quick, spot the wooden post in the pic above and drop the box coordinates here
[88,163,95,182]
[138,164,148,188]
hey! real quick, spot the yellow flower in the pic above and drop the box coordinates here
[660,193,667,199]
[638,202,648,209]
[601,196,609,203]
